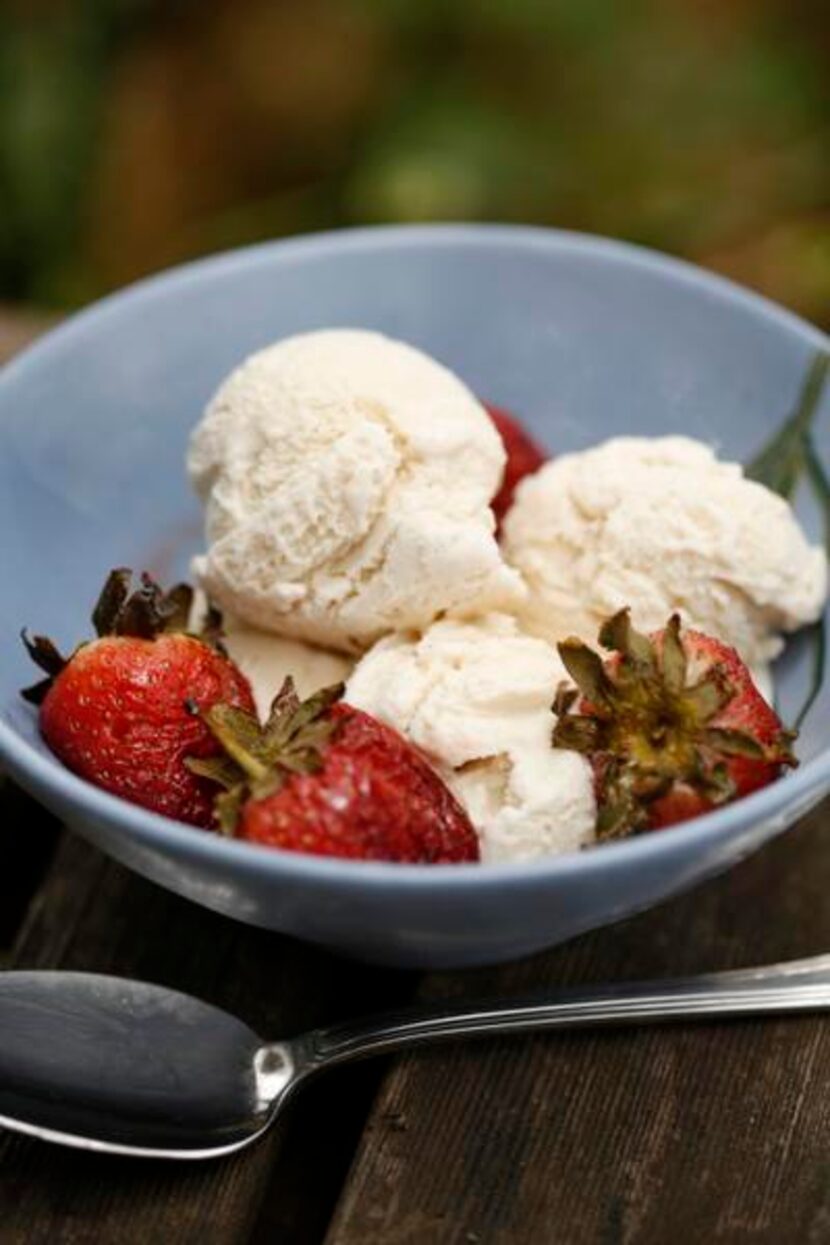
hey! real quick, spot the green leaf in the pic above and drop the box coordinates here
[682,670,733,721]
[696,761,737,806]
[794,618,826,733]
[552,714,604,754]
[792,431,830,732]
[279,682,345,744]
[743,353,830,734]
[598,608,657,673]
[215,786,246,837]
[184,755,243,792]
[745,351,829,499]
[804,431,830,556]
[704,727,765,759]
[557,638,615,708]
[190,678,345,832]
[596,799,640,841]
[202,704,272,781]
[660,614,687,692]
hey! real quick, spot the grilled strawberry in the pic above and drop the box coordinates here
[190,679,479,862]
[22,569,254,827]
[552,609,796,839]
[485,403,548,528]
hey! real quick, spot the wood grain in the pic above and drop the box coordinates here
[0,829,413,1245]
[0,774,60,958]
[327,806,830,1245]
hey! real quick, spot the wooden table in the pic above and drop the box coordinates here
[2,316,830,1244]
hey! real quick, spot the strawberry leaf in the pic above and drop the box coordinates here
[277,681,345,743]
[557,638,614,708]
[551,714,604,753]
[696,761,736,805]
[744,352,829,735]
[215,786,247,836]
[20,677,54,706]
[20,630,67,676]
[552,684,578,716]
[703,727,765,759]
[91,568,132,636]
[184,755,244,791]
[20,630,69,703]
[265,676,302,732]
[682,670,733,721]
[660,614,687,692]
[599,608,657,674]
[202,704,272,780]
[162,583,196,633]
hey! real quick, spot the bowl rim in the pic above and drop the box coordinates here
[1,221,828,889]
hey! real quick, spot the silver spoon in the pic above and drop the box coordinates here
[2,954,829,1161]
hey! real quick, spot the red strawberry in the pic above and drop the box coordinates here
[552,609,796,839]
[485,402,548,528]
[22,569,255,827]
[190,679,479,862]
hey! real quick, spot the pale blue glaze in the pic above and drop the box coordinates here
[1,225,828,967]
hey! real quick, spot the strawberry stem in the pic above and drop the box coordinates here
[553,610,794,840]
[21,569,204,707]
[184,678,346,834]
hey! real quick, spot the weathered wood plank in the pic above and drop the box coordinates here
[0,774,61,957]
[327,806,830,1245]
[0,831,412,1245]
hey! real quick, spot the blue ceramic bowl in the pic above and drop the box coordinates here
[1,225,828,969]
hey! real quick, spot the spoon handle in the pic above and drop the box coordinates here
[307,954,830,1068]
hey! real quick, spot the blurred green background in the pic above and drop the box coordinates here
[1,0,828,322]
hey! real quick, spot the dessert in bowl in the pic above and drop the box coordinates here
[0,224,828,967]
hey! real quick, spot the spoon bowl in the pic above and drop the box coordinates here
[0,974,290,1157]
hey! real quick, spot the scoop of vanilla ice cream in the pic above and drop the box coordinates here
[346,615,596,863]
[188,330,524,654]
[503,436,827,679]
[188,589,353,719]
[221,615,354,721]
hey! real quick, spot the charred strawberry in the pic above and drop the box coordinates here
[23,569,255,827]
[189,679,479,862]
[552,609,796,839]
[485,403,548,528]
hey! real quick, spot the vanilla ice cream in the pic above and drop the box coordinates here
[188,589,353,719]
[346,615,596,863]
[189,330,524,654]
[221,615,354,720]
[503,436,827,682]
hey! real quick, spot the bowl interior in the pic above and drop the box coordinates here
[1,226,828,778]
